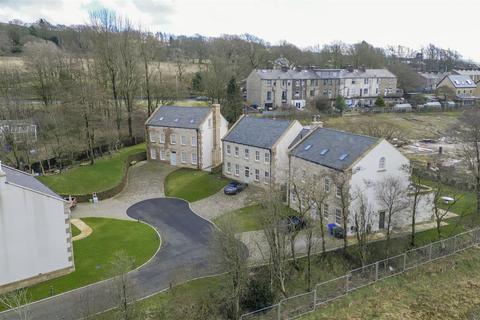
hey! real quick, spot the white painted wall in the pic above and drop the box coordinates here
[200,113,213,169]
[0,182,72,287]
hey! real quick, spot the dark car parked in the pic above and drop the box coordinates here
[280,215,307,232]
[224,181,247,195]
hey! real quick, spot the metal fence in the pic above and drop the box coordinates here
[240,228,480,320]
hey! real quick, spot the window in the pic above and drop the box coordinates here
[160,133,165,143]
[324,178,330,192]
[150,148,157,159]
[364,78,369,85]
[294,91,300,97]
[245,166,250,178]
[226,162,231,174]
[363,88,368,95]
[264,152,270,163]
[255,151,260,162]
[267,91,272,101]
[255,169,260,182]
[323,89,328,96]
[235,164,240,176]
[181,151,187,163]
[160,149,165,160]
[310,90,315,97]
[295,80,300,87]
[244,148,250,160]
[379,157,386,170]
[149,132,156,143]
[264,171,270,184]
[181,135,186,145]
[282,91,287,101]
[336,186,342,198]
[170,134,176,144]
[226,144,231,155]
[335,208,342,224]
[191,153,197,164]
[282,80,286,86]
[323,204,329,218]
[267,80,272,86]
[351,80,356,85]
[191,136,197,147]
[234,146,239,157]
[310,79,315,86]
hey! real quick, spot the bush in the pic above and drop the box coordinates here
[242,275,276,311]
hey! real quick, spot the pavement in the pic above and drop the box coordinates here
[0,198,221,320]
[71,218,92,241]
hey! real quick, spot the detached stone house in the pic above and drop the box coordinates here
[222,116,304,189]
[289,127,433,235]
[146,104,228,170]
[0,164,74,294]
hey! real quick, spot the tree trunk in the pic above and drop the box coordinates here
[411,193,417,247]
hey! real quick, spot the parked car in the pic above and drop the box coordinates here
[224,181,247,195]
[280,215,307,232]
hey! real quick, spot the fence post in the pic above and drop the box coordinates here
[403,252,407,271]
[375,261,379,281]
[345,274,350,293]
[313,286,317,309]
[428,243,432,261]
[454,235,457,253]
[278,302,281,320]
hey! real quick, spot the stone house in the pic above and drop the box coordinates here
[436,74,477,105]
[0,164,74,294]
[222,116,304,189]
[145,104,228,171]
[288,127,433,235]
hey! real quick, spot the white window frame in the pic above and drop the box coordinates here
[149,132,156,143]
[324,177,330,192]
[160,133,165,143]
[191,136,197,147]
[234,146,239,158]
[170,133,176,145]
[264,152,270,163]
[255,169,260,182]
[264,171,270,184]
[150,148,157,159]
[181,135,186,146]
[181,151,187,163]
[323,204,329,219]
[244,148,249,160]
[226,144,231,155]
[255,151,260,162]
[160,149,165,160]
[191,153,197,165]
[336,186,342,198]
[226,162,231,174]
[335,208,342,224]
[245,166,250,178]
[235,164,240,176]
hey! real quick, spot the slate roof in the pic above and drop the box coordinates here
[3,165,63,200]
[253,68,396,81]
[223,116,294,149]
[147,106,211,129]
[291,127,379,171]
[444,75,476,88]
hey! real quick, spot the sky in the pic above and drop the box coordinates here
[0,0,479,62]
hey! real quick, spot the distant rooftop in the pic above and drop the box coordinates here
[291,127,379,171]
[147,106,211,129]
[223,116,294,149]
[443,75,477,88]
[253,68,396,81]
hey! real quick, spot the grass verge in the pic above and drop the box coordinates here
[164,168,229,202]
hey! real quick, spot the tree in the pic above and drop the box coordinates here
[224,77,243,123]
[374,96,386,107]
[0,289,31,320]
[110,250,136,320]
[375,176,409,254]
[139,32,159,116]
[335,95,347,115]
[191,72,204,94]
[409,174,430,247]
[435,85,456,103]
[258,191,290,298]
[457,109,480,215]
[351,188,373,266]
[432,179,461,238]
[332,173,353,252]
[213,217,248,320]
[312,96,331,113]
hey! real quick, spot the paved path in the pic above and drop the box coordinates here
[71,219,92,241]
[190,185,261,220]
[73,161,175,220]
[0,198,221,320]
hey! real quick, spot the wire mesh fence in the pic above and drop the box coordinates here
[240,228,480,320]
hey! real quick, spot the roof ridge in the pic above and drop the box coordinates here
[318,127,380,141]
[3,164,32,177]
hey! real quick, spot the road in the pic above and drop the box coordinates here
[0,198,221,320]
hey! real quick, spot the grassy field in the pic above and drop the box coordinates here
[213,204,264,232]
[303,248,480,320]
[324,111,461,140]
[38,144,145,195]
[0,218,159,309]
[164,168,229,202]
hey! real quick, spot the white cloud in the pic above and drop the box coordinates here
[0,0,478,62]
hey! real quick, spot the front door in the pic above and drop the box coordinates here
[379,211,386,229]
[170,151,177,166]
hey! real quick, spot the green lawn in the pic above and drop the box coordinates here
[213,204,264,232]
[71,223,81,237]
[38,144,146,195]
[3,218,159,308]
[164,168,229,202]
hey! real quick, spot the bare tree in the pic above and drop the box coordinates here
[351,188,373,266]
[332,173,353,252]
[409,175,430,247]
[432,179,461,238]
[110,250,136,320]
[213,217,248,320]
[259,190,290,298]
[457,109,480,216]
[139,32,159,116]
[375,176,409,254]
[0,289,31,320]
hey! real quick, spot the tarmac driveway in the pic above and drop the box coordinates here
[0,198,221,320]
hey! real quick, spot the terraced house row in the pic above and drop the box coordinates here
[246,63,402,110]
